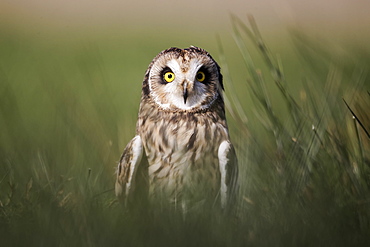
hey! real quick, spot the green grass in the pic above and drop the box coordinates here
[1,17,370,246]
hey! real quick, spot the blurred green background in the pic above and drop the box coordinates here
[1,1,370,246]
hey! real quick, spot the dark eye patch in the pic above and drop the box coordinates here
[161,67,174,84]
[196,67,210,83]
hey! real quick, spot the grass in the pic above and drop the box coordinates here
[1,16,370,246]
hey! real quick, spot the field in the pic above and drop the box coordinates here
[1,16,369,246]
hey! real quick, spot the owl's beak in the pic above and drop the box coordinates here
[183,82,188,104]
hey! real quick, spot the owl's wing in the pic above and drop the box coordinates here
[115,135,145,206]
[218,140,239,210]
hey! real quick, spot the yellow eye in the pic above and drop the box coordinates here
[196,71,206,82]
[163,72,175,83]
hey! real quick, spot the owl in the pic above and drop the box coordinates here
[115,46,238,212]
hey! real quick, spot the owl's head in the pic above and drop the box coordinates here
[142,46,224,112]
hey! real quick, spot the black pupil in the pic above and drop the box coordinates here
[168,73,172,79]
[197,73,203,80]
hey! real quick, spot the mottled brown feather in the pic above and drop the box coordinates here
[116,46,237,211]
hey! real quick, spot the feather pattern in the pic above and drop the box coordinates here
[116,46,238,211]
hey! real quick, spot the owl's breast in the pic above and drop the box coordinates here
[138,110,228,202]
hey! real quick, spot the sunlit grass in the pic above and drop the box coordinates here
[1,17,369,246]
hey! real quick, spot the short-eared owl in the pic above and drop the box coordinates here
[115,46,238,211]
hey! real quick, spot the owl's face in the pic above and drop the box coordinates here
[144,47,224,111]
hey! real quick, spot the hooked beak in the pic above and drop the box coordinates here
[183,82,188,104]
